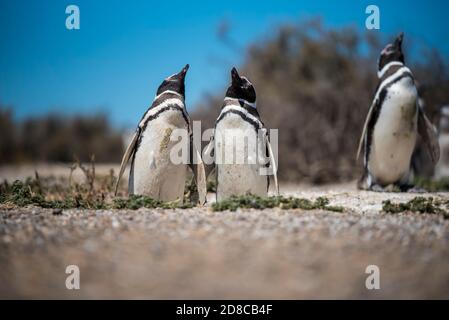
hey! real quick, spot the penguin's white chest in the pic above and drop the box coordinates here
[131,109,188,201]
[369,77,418,184]
[215,112,267,201]
[435,133,449,179]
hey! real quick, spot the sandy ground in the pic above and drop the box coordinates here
[1,165,449,299]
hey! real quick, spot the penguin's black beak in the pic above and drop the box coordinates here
[231,67,241,84]
[394,32,404,51]
[179,64,189,79]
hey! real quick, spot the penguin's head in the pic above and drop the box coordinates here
[378,33,405,72]
[156,64,189,97]
[225,67,256,104]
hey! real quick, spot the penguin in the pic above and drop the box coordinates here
[435,105,449,179]
[357,33,440,191]
[114,64,207,204]
[203,67,278,201]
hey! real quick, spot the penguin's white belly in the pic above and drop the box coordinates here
[369,78,418,185]
[131,111,188,202]
[435,133,449,179]
[215,113,267,201]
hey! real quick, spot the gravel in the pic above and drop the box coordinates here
[1,182,449,299]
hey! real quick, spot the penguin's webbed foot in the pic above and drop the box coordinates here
[369,184,402,192]
[370,184,388,192]
[357,173,371,190]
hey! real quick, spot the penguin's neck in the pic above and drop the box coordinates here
[224,97,257,109]
[378,61,404,79]
[222,96,261,120]
[155,90,184,102]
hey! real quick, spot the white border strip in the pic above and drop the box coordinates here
[155,90,183,100]
[377,61,404,78]
[139,98,184,128]
[220,104,263,128]
[224,97,257,109]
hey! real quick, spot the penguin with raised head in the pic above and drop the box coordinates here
[115,64,206,204]
[204,67,278,201]
[357,33,440,191]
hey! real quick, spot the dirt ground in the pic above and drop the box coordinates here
[1,165,449,299]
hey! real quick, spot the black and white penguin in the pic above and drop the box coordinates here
[204,67,278,201]
[357,33,440,191]
[435,105,449,178]
[115,64,207,204]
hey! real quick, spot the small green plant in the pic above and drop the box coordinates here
[0,180,107,209]
[112,195,194,210]
[413,177,449,192]
[206,178,217,193]
[0,157,200,210]
[4,180,46,207]
[382,197,449,218]
[211,194,344,212]
[184,177,199,205]
[0,179,194,210]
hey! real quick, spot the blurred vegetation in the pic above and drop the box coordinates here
[0,168,344,211]
[413,176,449,192]
[0,162,195,209]
[0,110,124,164]
[2,19,449,185]
[193,19,449,183]
[212,194,344,212]
[0,166,114,210]
[383,197,449,218]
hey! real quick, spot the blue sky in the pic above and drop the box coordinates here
[1,0,448,128]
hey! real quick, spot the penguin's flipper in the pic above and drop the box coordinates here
[417,106,440,164]
[189,135,207,205]
[203,137,215,179]
[357,99,378,161]
[114,128,140,196]
[266,135,279,196]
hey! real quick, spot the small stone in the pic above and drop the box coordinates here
[111,218,120,229]
[52,209,63,215]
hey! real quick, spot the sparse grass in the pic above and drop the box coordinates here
[382,197,449,219]
[0,168,346,212]
[1,180,46,207]
[112,195,193,210]
[212,195,344,212]
[0,179,107,209]
[0,178,195,210]
[184,177,199,205]
[0,158,197,210]
[206,178,217,193]
[413,177,449,192]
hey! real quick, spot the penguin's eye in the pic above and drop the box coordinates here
[381,44,394,55]
[241,79,252,89]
